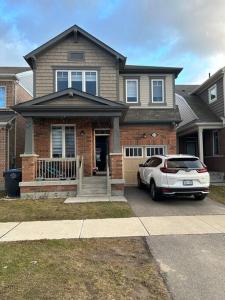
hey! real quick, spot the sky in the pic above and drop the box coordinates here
[0,0,225,84]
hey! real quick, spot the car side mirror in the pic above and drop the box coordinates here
[139,163,144,167]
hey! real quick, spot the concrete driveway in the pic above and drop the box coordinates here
[126,187,225,216]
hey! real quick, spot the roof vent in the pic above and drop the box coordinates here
[68,52,84,61]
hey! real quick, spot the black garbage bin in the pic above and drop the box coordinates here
[3,169,22,197]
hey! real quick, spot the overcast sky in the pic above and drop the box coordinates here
[1,0,225,83]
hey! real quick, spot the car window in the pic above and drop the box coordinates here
[144,158,152,166]
[167,158,203,169]
[151,157,162,167]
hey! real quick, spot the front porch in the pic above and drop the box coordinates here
[178,124,225,182]
[13,89,127,199]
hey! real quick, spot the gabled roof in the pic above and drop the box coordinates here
[24,25,126,68]
[13,88,128,118]
[175,85,221,126]
[120,65,183,78]
[192,67,225,94]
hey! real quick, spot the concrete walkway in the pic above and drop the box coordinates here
[1,215,225,242]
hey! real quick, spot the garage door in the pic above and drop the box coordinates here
[123,145,166,185]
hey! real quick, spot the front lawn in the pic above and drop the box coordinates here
[209,185,225,205]
[0,238,169,300]
[0,198,134,222]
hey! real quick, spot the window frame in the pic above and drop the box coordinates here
[0,86,6,108]
[208,84,217,104]
[212,130,219,156]
[124,146,143,158]
[55,70,98,95]
[125,79,139,104]
[51,124,76,158]
[145,145,166,157]
[151,79,165,103]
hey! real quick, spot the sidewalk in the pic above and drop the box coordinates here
[1,215,225,242]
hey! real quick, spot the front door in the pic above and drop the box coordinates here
[95,135,109,172]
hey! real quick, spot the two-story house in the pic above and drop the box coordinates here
[0,67,32,190]
[13,25,182,199]
[176,68,225,180]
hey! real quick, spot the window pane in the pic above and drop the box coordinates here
[0,87,6,107]
[127,80,138,103]
[85,72,97,95]
[57,72,68,91]
[65,126,75,157]
[152,80,163,102]
[71,72,82,91]
[125,148,129,157]
[52,127,62,158]
[138,148,142,156]
[209,86,217,102]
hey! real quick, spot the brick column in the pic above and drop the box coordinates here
[110,153,124,196]
[20,154,39,182]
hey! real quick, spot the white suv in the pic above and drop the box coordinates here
[137,155,210,201]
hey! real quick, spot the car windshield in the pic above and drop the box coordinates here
[167,158,203,169]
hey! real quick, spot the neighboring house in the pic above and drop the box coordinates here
[12,25,182,199]
[0,67,32,190]
[176,67,225,176]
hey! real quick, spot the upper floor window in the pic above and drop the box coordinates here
[126,79,138,103]
[56,70,97,95]
[208,84,217,103]
[151,79,164,103]
[0,86,6,108]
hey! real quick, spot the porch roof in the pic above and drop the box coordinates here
[12,88,128,118]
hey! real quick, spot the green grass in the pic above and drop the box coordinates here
[209,186,225,205]
[0,198,134,222]
[0,238,170,300]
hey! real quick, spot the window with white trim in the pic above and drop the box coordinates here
[208,84,217,103]
[0,86,6,108]
[213,130,219,155]
[56,70,97,95]
[146,146,166,157]
[126,79,138,103]
[124,146,143,157]
[151,79,164,103]
[51,125,76,158]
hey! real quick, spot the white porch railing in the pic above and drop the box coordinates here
[36,158,77,180]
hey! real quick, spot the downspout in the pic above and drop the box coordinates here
[222,68,225,118]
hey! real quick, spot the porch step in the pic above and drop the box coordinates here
[78,176,108,196]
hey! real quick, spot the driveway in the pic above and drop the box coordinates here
[147,234,225,300]
[126,187,225,216]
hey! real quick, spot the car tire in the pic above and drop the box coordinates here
[194,194,207,201]
[150,181,160,201]
[137,173,144,189]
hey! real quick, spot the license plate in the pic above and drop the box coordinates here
[183,180,193,186]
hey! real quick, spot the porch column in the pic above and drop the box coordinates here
[20,117,38,182]
[110,116,124,196]
[24,117,34,154]
[198,127,204,162]
[112,116,121,153]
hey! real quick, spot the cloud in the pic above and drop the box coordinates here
[0,0,225,83]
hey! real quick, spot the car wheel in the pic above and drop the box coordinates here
[150,181,160,201]
[194,194,206,201]
[137,173,144,189]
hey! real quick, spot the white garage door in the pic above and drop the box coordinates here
[123,145,166,185]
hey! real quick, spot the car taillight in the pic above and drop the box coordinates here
[160,167,178,174]
[196,167,208,173]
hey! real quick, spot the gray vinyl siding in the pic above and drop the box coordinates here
[35,35,118,100]
[198,77,224,118]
